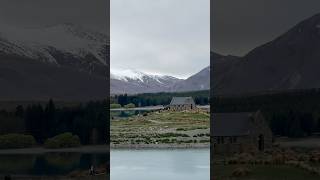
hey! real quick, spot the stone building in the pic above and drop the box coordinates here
[212,111,272,154]
[169,97,196,111]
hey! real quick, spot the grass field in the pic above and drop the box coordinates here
[277,137,320,149]
[111,110,210,147]
[213,164,320,180]
[213,137,320,180]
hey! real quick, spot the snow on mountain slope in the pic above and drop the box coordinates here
[0,23,109,100]
[110,69,183,94]
[110,67,211,94]
[111,69,178,82]
[111,69,147,82]
[0,23,108,66]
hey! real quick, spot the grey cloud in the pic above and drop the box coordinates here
[111,0,210,79]
[0,0,109,32]
[213,0,320,56]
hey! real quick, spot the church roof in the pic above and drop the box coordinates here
[212,112,253,136]
[170,97,195,105]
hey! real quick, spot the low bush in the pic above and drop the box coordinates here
[227,153,255,164]
[199,139,210,143]
[44,132,81,149]
[110,104,122,109]
[310,150,320,163]
[159,138,171,143]
[232,167,251,177]
[159,133,189,138]
[0,134,36,149]
[176,128,186,131]
[124,103,135,108]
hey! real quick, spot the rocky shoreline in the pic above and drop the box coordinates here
[111,143,210,149]
[0,145,109,154]
[2,175,107,180]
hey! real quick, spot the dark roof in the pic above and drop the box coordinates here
[170,97,195,105]
[212,112,253,136]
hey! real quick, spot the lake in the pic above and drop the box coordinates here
[111,149,210,180]
[0,152,108,176]
[110,106,165,119]
[111,110,148,118]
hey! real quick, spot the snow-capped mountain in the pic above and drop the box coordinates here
[0,23,109,101]
[110,67,210,94]
[0,23,209,98]
[111,69,183,94]
[0,23,108,76]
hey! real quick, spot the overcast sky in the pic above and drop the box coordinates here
[212,0,320,56]
[0,0,109,33]
[111,0,210,79]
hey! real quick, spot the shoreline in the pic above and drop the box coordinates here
[0,145,109,154]
[0,175,107,180]
[110,143,210,150]
[0,144,210,154]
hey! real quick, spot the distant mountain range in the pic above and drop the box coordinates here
[110,67,210,94]
[0,23,109,101]
[2,12,320,99]
[0,23,209,99]
[213,13,320,96]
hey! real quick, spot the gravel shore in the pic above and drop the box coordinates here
[111,143,210,149]
[0,145,109,154]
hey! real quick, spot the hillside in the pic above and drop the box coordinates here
[0,24,109,101]
[213,13,320,95]
[111,66,210,94]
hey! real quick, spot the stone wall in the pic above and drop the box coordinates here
[212,111,273,154]
[169,104,194,111]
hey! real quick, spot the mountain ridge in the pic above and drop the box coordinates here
[213,13,320,95]
[110,66,210,95]
[0,23,108,73]
[0,23,109,101]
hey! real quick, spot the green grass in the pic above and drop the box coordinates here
[111,110,210,145]
[213,165,320,180]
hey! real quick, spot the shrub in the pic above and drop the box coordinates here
[272,153,285,164]
[199,139,210,143]
[110,104,122,109]
[124,103,136,108]
[159,133,189,138]
[176,128,186,131]
[228,153,254,164]
[283,148,298,161]
[232,167,251,177]
[0,134,36,149]
[184,140,193,143]
[160,138,170,143]
[310,150,320,163]
[44,132,81,149]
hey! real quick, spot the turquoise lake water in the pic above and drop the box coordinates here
[111,149,210,180]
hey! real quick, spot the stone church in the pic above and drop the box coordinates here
[168,97,196,111]
[212,111,273,153]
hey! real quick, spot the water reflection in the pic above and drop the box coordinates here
[0,153,107,176]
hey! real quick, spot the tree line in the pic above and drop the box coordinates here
[213,89,320,138]
[111,90,210,107]
[0,99,109,145]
